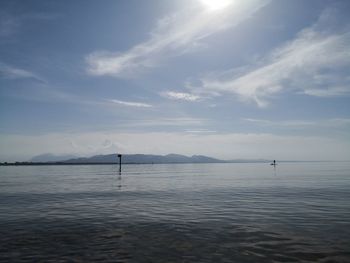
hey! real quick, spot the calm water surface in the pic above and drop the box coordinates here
[1,162,350,262]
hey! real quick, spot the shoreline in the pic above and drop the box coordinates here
[0,160,347,166]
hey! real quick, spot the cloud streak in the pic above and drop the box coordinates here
[108,99,153,108]
[86,0,270,78]
[0,62,45,82]
[191,9,350,107]
[119,117,207,128]
[0,12,19,37]
[0,11,60,38]
[1,131,350,162]
[161,91,201,101]
[244,118,350,128]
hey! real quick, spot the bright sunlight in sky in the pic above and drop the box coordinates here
[1,0,350,161]
[199,0,233,11]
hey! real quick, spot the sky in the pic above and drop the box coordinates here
[1,0,350,161]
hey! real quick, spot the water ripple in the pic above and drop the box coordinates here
[1,163,350,262]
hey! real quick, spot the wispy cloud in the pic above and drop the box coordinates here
[86,0,270,78]
[302,85,350,97]
[0,12,19,37]
[2,131,350,161]
[244,117,350,128]
[0,62,45,82]
[161,91,201,101]
[120,117,206,128]
[190,9,350,107]
[108,99,153,108]
[185,129,216,133]
[0,11,60,38]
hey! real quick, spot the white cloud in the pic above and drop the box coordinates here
[0,12,19,37]
[119,117,206,128]
[86,0,270,78]
[191,10,350,107]
[0,62,44,82]
[244,118,315,127]
[185,129,216,133]
[0,11,60,38]
[244,118,350,128]
[1,131,350,162]
[108,99,153,108]
[161,91,201,101]
[303,85,350,97]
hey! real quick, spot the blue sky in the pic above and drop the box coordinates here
[1,0,350,161]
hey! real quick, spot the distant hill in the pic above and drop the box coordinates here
[62,153,226,164]
[30,153,77,162]
[1,153,272,166]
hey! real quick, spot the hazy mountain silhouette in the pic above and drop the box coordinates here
[25,153,270,165]
[61,153,226,164]
[30,153,77,162]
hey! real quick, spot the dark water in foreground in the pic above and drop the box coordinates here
[1,162,350,262]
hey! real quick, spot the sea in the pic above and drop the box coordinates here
[0,162,350,262]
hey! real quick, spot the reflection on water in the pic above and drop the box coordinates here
[1,163,350,262]
[117,171,122,190]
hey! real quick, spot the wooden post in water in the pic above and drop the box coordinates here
[118,154,122,173]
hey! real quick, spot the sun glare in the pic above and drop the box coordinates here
[199,0,233,11]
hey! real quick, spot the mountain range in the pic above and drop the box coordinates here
[28,153,269,164]
[61,153,225,164]
[30,153,77,162]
